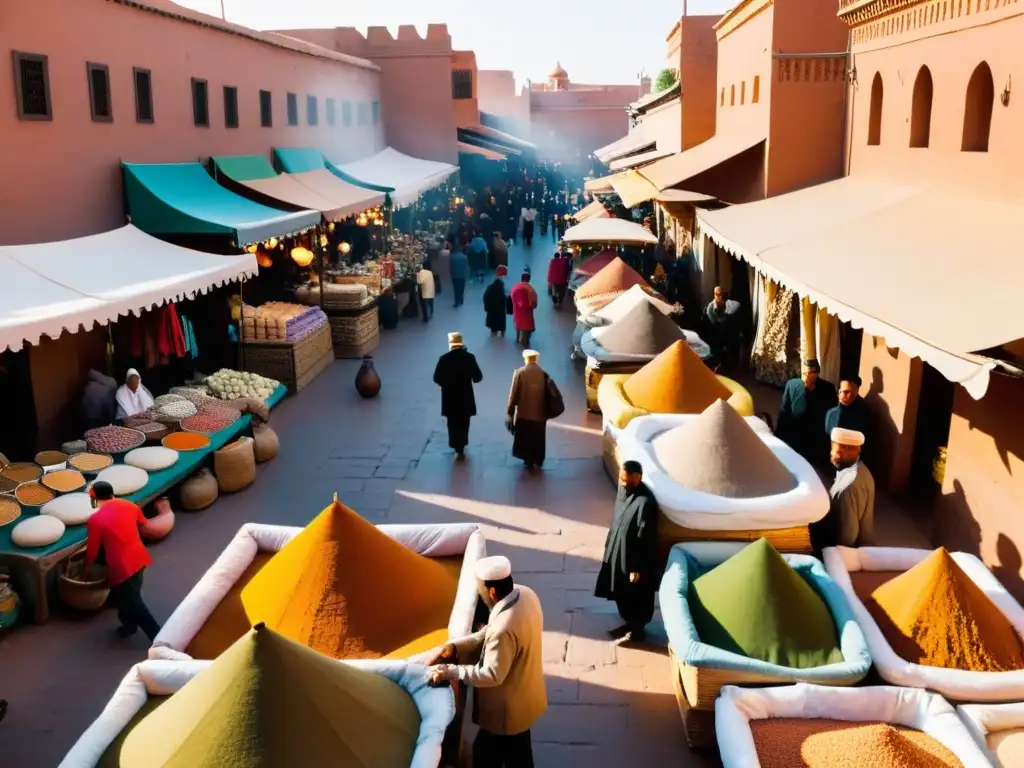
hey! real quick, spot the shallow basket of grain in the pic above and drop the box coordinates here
[34,450,68,469]
[67,452,115,475]
[0,497,21,527]
[14,481,56,508]
[716,684,992,768]
[59,552,110,611]
[41,468,87,494]
[1,462,43,485]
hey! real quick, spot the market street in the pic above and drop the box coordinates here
[0,239,713,768]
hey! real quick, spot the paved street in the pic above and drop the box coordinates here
[0,238,713,767]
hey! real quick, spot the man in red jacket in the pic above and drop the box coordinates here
[83,482,161,640]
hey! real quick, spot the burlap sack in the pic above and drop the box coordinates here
[180,468,219,511]
[214,436,256,493]
[253,424,279,463]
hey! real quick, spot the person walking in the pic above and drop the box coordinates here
[432,332,483,459]
[521,206,536,246]
[776,358,837,466]
[416,265,435,323]
[595,461,661,644]
[426,555,546,768]
[469,233,490,284]
[507,349,563,470]
[82,481,161,640]
[450,247,469,308]
[546,248,571,309]
[435,239,452,296]
[483,265,509,338]
[491,231,509,271]
[510,271,538,347]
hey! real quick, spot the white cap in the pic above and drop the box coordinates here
[475,555,512,582]
[448,332,464,347]
[831,427,865,447]
[126,367,140,379]
[523,349,539,361]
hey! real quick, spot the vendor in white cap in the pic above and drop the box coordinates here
[115,368,155,420]
[810,427,876,552]
[426,555,546,767]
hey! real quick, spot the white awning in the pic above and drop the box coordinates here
[609,148,673,172]
[574,200,611,222]
[330,147,458,208]
[642,134,765,192]
[0,225,257,352]
[563,218,657,245]
[594,131,656,165]
[698,177,1024,398]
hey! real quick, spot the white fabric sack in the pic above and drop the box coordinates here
[619,413,829,531]
[150,521,486,661]
[124,446,179,472]
[824,545,1024,701]
[958,702,1024,767]
[59,658,454,768]
[11,514,65,547]
[716,683,992,768]
[41,493,95,525]
[94,465,149,496]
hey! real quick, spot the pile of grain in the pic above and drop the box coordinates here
[750,718,963,768]
[988,728,1024,766]
[689,539,843,668]
[118,625,421,767]
[591,301,685,356]
[865,548,1024,671]
[575,257,647,299]
[623,340,731,415]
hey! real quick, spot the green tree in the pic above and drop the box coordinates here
[654,69,678,93]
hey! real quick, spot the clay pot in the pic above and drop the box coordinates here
[141,497,175,541]
[355,356,382,399]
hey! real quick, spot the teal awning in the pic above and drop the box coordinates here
[212,154,278,182]
[123,162,320,245]
[273,147,328,174]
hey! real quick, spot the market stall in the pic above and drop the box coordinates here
[328,147,458,208]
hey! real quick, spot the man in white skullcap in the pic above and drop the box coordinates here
[425,555,546,767]
[810,427,876,553]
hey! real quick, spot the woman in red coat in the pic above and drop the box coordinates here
[510,271,539,347]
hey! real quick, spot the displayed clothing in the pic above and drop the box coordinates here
[121,303,188,370]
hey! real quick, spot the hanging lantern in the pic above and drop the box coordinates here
[244,243,258,253]
[338,241,352,255]
[290,246,315,267]
[318,234,328,247]
[267,236,279,249]
[357,214,369,226]
[256,251,274,269]
[327,221,335,233]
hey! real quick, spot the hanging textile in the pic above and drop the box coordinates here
[800,296,818,361]
[749,275,770,371]
[753,286,800,386]
[180,315,199,360]
[816,306,841,386]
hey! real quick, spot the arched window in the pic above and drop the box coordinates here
[962,61,994,152]
[730,84,735,105]
[909,66,933,148]
[867,72,883,146]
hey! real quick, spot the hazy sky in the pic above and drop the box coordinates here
[175,0,734,85]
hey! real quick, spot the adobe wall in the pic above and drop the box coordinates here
[530,106,631,161]
[278,24,458,165]
[936,374,1024,602]
[679,16,720,150]
[0,0,382,245]
[452,50,480,130]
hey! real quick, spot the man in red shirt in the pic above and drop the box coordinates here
[83,481,160,640]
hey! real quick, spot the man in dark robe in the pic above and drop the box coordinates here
[824,375,869,439]
[483,266,509,337]
[775,358,837,466]
[433,332,483,459]
[595,461,661,644]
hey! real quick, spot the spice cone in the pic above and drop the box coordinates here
[575,257,648,299]
[240,500,460,659]
[867,547,1024,671]
[623,340,731,414]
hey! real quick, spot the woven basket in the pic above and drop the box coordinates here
[669,648,717,749]
[1,462,43,485]
[329,307,380,359]
[34,450,68,468]
[59,554,110,611]
[214,436,256,493]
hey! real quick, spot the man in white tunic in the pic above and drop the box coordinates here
[810,427,876,552]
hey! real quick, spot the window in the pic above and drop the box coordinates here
[730,84,735,106]
[371,100,380,126]
[259,90,272,127]
[223,86,238,128]
[86,62,112,122]
[740,81,746,105]
[867,72,883,145]
[357,101,368,126]
[342,100,353,126]
[134,68,153,123]
[909,66,933,148]
[720,88,724,107]
[752,76,760,104]
[12,51,51,120]
[286,92,298,126]
[962,61,994,152]
[307,94,318,126]
[451,69,473,100]
[326,97,336,126]
[191,77,209,127]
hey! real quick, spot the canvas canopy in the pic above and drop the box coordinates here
[0,225,257,352]
[330,148,458,207]
[641,134,765,193]
[212,155,384,222]
[470,122,536,150]
[272,147,327,174]
[123,162,319,245]
[458,142,507,161]
[457,127,524,156]
[594,130,655,164]
[574,200,611,222]
[698,176,1024,398]
[563,218,657,245]
[609,148,673,172]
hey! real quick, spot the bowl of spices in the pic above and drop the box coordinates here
[67,452,114,475]
[0,497,21,527]
[180,412,233,434]
[1,462,43,485]
[34,450,68,469]
[42,468,87,494]
[15,481,57,508]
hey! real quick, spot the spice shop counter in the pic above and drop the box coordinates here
[0,385,287,624]
[59,654,455,768]
[824,545,1024,702]
[716,684,991,768]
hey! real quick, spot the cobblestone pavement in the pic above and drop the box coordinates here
[0,238,715,767]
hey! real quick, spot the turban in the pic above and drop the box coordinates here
[831,427,865,447]
[475,556,512,582]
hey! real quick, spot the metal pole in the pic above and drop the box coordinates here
[220,0,226,20]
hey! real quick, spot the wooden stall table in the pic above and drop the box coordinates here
[239,322,333,394]
[0,385,287,623]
